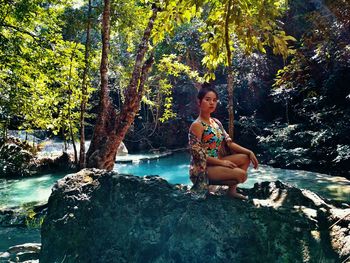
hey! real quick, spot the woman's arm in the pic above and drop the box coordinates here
[228,142,250,155]
[228,142,259,169]
[189,121,204,142]
[190,122,236,169]
[207,156,237,168]
[212,118,259,169]
[212,118,256,168]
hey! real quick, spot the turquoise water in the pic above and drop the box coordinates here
[0,152,349,210]
[115,152,350,202]
[0,173,65,209]
[0,152,349,251]
[0,227,40,252]
[116,153,191,185]
[0,174,63,252]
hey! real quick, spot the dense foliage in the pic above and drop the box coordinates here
[0,0,348,177]
[0,0,94,142]
[264,0,350,177]
[0,137,34,177]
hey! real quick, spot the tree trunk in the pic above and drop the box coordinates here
[86,4,158,170]
[227,69,235,138]
[68,44,78,164]
[79,0,92,169]
[285,98,289,124]
[63,129,67,152]
[86,0,112,169]
[69,116,78,164]
[185,50,202,91]
[225,0,235,139]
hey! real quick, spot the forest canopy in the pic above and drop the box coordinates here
[0,0,349,176]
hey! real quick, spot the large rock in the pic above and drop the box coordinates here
[0,137,76,177]
[40,169,349,263]
[0,243,41,262]
[33,152,75,175]
[0,202,47,227]
[117,141,128,156]
[0,141,33,178]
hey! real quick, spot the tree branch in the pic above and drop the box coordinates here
[126,7,158,96]
[0,23,40,40]
[137,55,154,103]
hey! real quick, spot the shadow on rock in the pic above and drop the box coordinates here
[40,169,349,263]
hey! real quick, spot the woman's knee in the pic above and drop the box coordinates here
[228,154,250,167]
[235,168,247,183]
[241,171,247,183]
[238,154,250,167]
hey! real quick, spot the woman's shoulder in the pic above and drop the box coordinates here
[211,117,222,125]
[189,120,205,133]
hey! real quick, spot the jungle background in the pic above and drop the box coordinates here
[0,0,349,179]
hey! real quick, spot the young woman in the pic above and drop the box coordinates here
[189,85,259,199]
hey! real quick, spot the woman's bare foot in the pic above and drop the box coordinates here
[208,185,219,194]
[227,190,248,200]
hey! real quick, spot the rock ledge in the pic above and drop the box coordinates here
[40,169,349,263]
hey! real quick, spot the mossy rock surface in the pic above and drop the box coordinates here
[40,169,349,263]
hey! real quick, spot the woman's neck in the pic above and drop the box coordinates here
[199,112,211,122]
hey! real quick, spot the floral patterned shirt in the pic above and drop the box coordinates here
[200,121,225,158]
[188,118,231,192]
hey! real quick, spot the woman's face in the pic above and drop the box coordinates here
[199,91,218,113]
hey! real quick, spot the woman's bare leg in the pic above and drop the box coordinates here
[207,166,246,183]
[222,154,250,171]
[217,154,251,199]
[207,165,247,199]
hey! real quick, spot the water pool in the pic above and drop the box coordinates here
[0,152,349,252]
[0,227,40,252]
[0,152,349,210]
[0,173,65,209]
[115,152,350,202]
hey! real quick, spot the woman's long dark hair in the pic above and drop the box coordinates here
[197,83,218,103]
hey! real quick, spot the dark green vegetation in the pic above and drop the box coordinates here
[0,0,349,177]
[0,138,34,177]
[0,137,75,178]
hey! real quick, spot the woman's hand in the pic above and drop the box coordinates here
[220,160,237,169]
[248,151,259,169]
